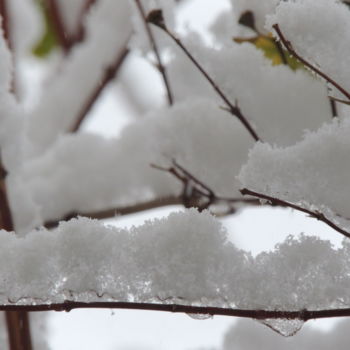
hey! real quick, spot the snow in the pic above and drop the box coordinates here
[239,117,350,229]
[10,99,253,230]
[0,31,27,172]
[168,40,331,146]
[8,0,42,55]
[56,0,88,37]
[0,0,350,347]
[0,209,349,312]
[266,0,350,99]
[25,0,133,157]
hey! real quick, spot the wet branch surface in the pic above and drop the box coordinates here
[1,301,350,322]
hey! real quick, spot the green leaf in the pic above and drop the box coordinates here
[32,0,59,58]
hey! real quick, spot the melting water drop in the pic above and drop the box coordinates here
[187,313,213,320]
[258,318,304,337]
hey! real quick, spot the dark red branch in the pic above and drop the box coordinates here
[46,0,98,53]
[134,0,173,106]
[46,0,72,53]
[273,24,350,101]
[74,0,98,44]
[330,98,338,118]
[329,96,350,106]
[147,10,260,142]
[5,312,32,350]
[152,160,257,212]
[44,194,182,229]
[0,0,10,49]
[0,164,13,231]
[240,188,350,239]
[70,45,130,132]
[1,301,350,322]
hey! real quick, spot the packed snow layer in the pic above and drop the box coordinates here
[10,100,253,230]
[168,42,331,146]
[266,0,350,99]
[0,209,349,311]
[239,117,350,227]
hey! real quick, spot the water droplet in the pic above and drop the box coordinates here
[258,318,304,337]
[187,313,213,320]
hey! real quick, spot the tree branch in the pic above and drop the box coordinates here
[329,98,338,118]
[46,0,96,53]
[273,23,350,101]
[240,188,350,239]
[5,312,32,350]
[46,0,72,53]
[0,0,10,49]
[147,10,260,142]
[69,44,130,132]
[1,301,350,322]
[134,0,173,106]
[74,0,98,45]
[152,160,258,212]
[44,195,183,229]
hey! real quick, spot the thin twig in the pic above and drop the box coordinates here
[329,98,338,118]
[1,301,350,322]
[44,195,183,229]
[134,0,173,106]
[274,39,288,65]
[240,188,350,239]
[273,24,350,101]
[152,160,257,212]
[329,96,350,106]
[147,10,260,142]
[70,44,130,132]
